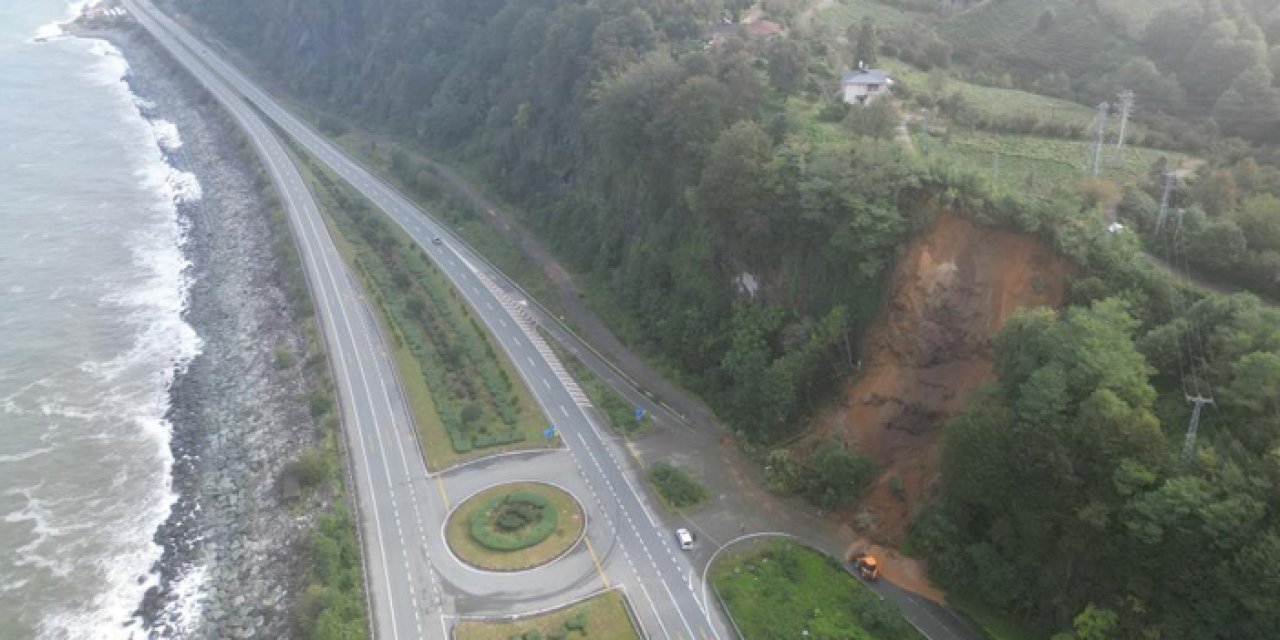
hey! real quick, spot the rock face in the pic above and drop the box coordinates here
[814,211,1072,543]
[97,26,321,639]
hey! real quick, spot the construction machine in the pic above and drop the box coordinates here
[851,552,881,581]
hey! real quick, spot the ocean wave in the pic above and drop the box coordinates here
[0,446,56,463]
[149,119,183,152]
[26,25,207,640]
[161,562,209,636]
[31,0,100,42]
[4,487,77,578]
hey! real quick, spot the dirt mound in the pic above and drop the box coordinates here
[813,211,1071,545]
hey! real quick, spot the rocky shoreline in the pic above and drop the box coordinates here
[75,23,323,639]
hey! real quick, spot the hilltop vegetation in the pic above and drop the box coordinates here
[179,0,1280,636]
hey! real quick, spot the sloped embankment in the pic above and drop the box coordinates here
[814,211,1072,544]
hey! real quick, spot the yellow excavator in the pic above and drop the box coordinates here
[851,552,881,581]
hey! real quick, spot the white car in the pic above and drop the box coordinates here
[675,528,694,550]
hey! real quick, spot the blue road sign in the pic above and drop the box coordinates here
[543,425,557,439]
[634,406,646,422]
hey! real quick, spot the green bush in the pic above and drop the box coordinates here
[647,462,709,509]
[564,613,587,633]
[290,447,331,489]
[469,492,559,551]
[803,443,875,509]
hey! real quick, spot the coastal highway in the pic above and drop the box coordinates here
[125,1,729,639]
[119,6,455,637]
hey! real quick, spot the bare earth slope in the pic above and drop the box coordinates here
[814,211,1072,544]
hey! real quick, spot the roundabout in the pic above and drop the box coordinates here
[445,481,585,572]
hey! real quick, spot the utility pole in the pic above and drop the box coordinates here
[1090,101,1109,177]
[1155,171,1176,232]
[1181,394,1214,461]
[1114,90,1135,150]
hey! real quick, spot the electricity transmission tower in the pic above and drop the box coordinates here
[1182,393,1214,461]
[1090,101,1109,177]
[1155,171,1176,232]
[1114,90,1135,150]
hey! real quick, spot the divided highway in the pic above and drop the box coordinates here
[125,1,729,638]
[122,5,451,638]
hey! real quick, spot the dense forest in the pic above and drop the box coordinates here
[175,0,959,446]
[173,0,1280,636]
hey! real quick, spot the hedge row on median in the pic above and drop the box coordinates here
[468,492,558,551]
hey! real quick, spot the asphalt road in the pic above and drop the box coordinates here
[125,2,729,639]
[120,6,453,636]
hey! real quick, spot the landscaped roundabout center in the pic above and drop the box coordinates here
[446,481,585,571]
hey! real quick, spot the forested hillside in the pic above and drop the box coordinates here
[174,0,1280,636]
[176,0,961,446]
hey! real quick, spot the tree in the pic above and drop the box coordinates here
[1037,8,1056,33]
[766,38,809,95]
[692,121,776,251]
[1193,169,1239,217]
[1182,20,1266,107]
[842,98,898,143]
[804,442,874,508]
[1214,64,1280,140]
[850,18,878,68]
[1235,194,1280,252]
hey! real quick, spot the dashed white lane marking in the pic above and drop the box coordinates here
[542,378,551,390]
[560,405,569,418]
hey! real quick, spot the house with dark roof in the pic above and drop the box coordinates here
[841,67,894,105]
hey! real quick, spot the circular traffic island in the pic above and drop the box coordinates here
[446,481,585,572]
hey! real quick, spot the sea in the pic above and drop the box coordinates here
[0,1,204,637]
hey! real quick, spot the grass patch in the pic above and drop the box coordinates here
[287,140,553,470]
[712,540,923,640]
[646,462,709,511]
[445,482,584,571]
[885,60,1097,131]
[454,590,641,640]
[819,0,920,36]
[944,591,1039,640]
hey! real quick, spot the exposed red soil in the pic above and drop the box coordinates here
[812,211,1072,547]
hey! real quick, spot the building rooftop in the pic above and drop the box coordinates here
[841,68,894,86]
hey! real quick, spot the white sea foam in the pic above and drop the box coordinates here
[164,562,209,636]
[4,488,76,578]
[149,119,183,152]
[31,0,101,42]
[0,446,55,463]
[27,25,206,640]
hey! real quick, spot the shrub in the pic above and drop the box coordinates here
[469,492,559,551]
[290,447,331,489]
[308,392,334,418]
[803,442,875,509]
[647,462,709,509]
